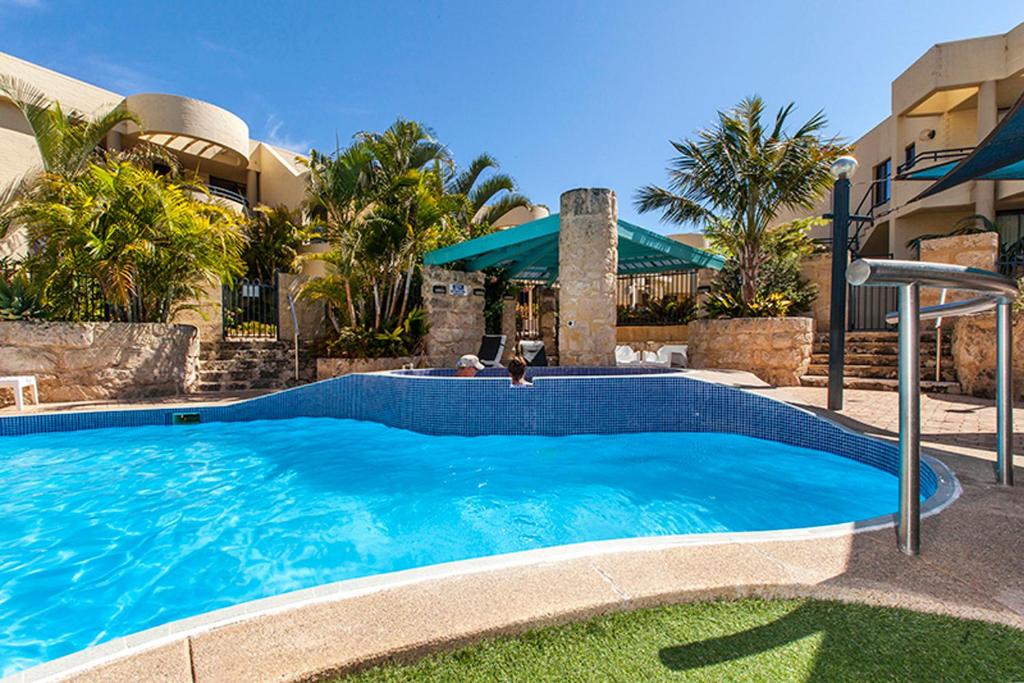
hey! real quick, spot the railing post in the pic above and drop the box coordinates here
[897,282,921,556]
[827,176,852,410]
[996,298,1015,486]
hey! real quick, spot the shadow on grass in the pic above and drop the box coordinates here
[658,601,1024,682]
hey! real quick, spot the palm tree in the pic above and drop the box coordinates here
[445,153,530,237]
[0,75,139,180]
[10,160,245,322]
[636,96,844,307]
[241,205,307,281]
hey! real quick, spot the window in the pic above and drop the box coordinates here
[904,143,916,166]
[207,175,247,201]
[873,158,891,206]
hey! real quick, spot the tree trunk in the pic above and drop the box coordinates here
[372,281,381,330]
[397,263,415,323]
[738,246,759,309]
[343,278,356,328]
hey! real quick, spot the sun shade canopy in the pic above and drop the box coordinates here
[423,214,725,282]
[909,92,1024,199]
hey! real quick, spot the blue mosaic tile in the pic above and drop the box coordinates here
[0,369,936,498]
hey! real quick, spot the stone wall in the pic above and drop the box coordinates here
[558,188,618,366]
[687,317,814,386]
[952,313,1024,399]
[538,287,558,365]
[277,272,328,343]
[170,275,222,344]
[500,295,517,364]
[317,356,414,380]
[799,252,834,333]
[0,322,199,404]
[421,265,485,368]
[919,232,999,308]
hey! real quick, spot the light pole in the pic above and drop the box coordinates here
[827,155,859,411]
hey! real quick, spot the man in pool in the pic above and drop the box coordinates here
[455,354,484,377]
[507,355,532,386]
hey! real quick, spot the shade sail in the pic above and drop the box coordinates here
[423,214,725,282]
[915,91,1024,199]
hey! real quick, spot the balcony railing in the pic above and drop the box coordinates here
[895,147,973,177]
[206,185,249,209]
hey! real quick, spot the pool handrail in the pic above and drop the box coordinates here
[847,258,1017,557]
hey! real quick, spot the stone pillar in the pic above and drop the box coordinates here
[277,272,327,341]
[246,169,260,207]
[500,294,517,363]
[799,252,834,333]
[974,80,998,222]
[557,188,618,366]
[421,266,485,368]
[538,287,559,365]
[171,275,222,344]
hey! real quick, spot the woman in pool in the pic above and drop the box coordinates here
[507,355,532,386]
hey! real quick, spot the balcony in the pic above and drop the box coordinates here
[125,93,250,168]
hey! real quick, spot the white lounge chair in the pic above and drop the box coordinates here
[615,345,640,366]
[0,376,39,411]
[641,350,671,368]
[658,344,688,368]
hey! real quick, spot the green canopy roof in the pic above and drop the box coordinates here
[423,214,724,282]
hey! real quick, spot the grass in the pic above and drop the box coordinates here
[337,599,1024,682]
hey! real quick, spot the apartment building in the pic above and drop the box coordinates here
[0,51,310,258]
[780,22,1024,260]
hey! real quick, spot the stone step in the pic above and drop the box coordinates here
[809,352,952,366]
[198,358,295,371]
[805,364,958,382]
[813,331,949,342]
[811,341,949,355]
[199,349,297,362]
[798,375,961,393]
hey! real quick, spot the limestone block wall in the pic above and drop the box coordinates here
[952,313,1024,399]
[539,287,559,365]
[688,317,814,386]
[0,322,199,404]
[171,275,222,344]
[317,356,415,380]
[277,272,328,342]
[919,232,999,308]
[558,188,617,366]
[500,295,517,364]
[421,266,485,368]
[799,253,834,333]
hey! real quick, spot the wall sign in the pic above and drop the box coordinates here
[472,288,486,297]
[432,285,447,294]
[448,283,468,297]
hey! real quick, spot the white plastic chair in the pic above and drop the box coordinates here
[0,376,39,411]
[641,350,671,368]
[658,344,688,368]
[615,345,640,366]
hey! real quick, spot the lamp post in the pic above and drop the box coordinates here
[827,155,859,411]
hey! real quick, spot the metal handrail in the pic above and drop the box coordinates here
[286,291,300,381]
[895,147,974,176]
[847,258,1017,556]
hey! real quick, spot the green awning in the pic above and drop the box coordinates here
[424,214,724,281]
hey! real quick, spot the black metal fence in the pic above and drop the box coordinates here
[616,270,698,326]
[223,277,278,338]
[848,284,899,331]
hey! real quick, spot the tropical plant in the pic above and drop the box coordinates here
[0,271,47,320]
[617,295,696,326]
[9,160,245,322]
[241,205,307,280]
[636,96,845,311]
[302,119,525,342]
[445,153,530,238]
[0,75,140,180]
[705,217,819,317]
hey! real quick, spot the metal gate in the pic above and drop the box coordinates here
[847,284,898,331]
[222,277,278,338]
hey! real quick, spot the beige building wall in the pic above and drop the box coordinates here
[775,21,1024,262]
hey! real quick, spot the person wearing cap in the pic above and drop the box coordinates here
[455,354,485,377]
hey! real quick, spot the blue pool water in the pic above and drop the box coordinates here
[0,417,901,674]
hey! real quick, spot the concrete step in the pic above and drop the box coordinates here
[798,374,961,394]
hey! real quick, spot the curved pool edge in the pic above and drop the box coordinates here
[9,452,961,683]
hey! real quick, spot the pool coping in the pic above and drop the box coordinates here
[2,374,962,682]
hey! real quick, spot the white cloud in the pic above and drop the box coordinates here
[263,114,311,153]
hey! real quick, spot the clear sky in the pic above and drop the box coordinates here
[1,1,1021,231]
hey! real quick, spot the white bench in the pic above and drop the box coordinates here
[0,376,39,411]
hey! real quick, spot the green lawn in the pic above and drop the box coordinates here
[338,599,1024,682]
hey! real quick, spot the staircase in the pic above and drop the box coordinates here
[800,330,961,393]
[195,339,313,393]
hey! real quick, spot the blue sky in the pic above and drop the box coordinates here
[1,1,1021,230]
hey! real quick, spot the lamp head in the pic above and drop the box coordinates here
[830,155,859,180]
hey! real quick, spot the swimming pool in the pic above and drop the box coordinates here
[0,371,954,677]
